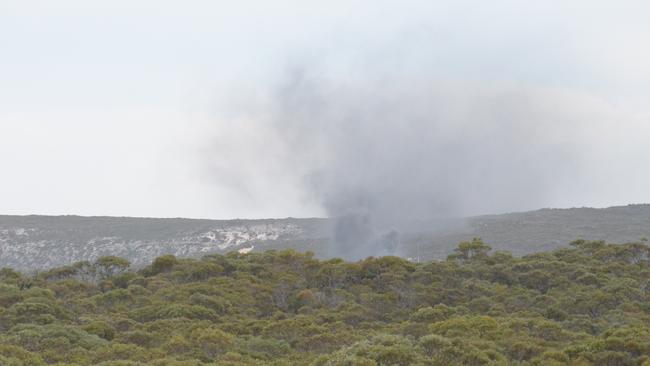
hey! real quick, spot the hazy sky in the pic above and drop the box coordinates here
[1,0,650,219]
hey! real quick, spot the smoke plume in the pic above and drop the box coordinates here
[205,63,634,260]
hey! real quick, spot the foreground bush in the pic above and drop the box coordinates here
[1,239,650,365]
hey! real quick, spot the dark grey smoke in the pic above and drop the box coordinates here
[206,63,613,260]
[331,211,400,259]
[248,69,588,260]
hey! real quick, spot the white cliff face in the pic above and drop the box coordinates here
[188,224,303,250]
[0,216,323,271]
[238,246,254,254]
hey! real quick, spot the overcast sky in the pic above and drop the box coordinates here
[1,0,650,219]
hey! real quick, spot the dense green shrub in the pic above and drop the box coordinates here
[0,240,649,365]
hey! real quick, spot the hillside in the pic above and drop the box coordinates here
[0,216,329,271]
[2,204,650,271]
[420,204,650,259]
[0,240,649,365]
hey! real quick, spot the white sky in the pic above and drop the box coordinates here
[1,0,650,219]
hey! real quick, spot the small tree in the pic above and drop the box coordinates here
[94,256,131,280]
[149,255,177,275]
[448,238,491,262]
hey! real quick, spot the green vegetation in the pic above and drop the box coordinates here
[1,239,650,365]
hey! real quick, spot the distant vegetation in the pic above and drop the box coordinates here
[1,239,650,365]
[4,204,650,271]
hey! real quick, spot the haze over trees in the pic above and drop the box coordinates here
[1,239,649,365]
[3,1,650,365]
[3,204,650,271]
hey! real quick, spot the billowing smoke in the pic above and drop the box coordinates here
[260,70,595,259]
[205,63,632,260]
